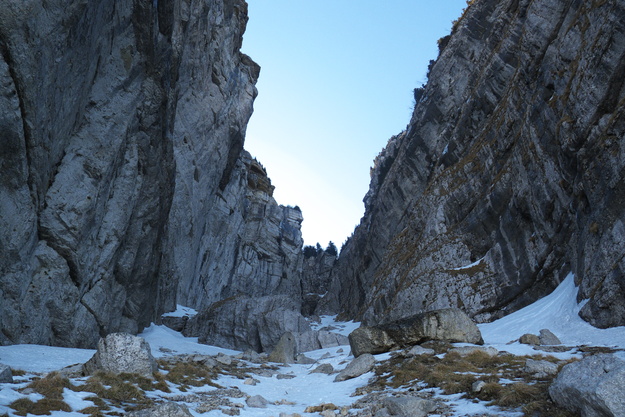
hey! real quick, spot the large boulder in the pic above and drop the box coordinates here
[84,333,157,378]
[348,327,395,357]
[349,308,482,357]
[382,308,483,346]
[184,295,310,353]
[549,354,625,417]
[294,330,349,353]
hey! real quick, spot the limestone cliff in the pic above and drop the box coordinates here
[324,0,625,328]
[0,0,260,347]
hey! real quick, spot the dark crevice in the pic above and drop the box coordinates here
[80,299,107,338]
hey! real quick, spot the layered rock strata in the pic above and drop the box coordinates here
[323,0,625,328]
[0,0,259,347]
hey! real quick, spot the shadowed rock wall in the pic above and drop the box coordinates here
[323,0,625,329]
[0,0,260,347]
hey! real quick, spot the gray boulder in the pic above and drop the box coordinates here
[334,353,376,382]
[519,333,541,345]
[293,330,349,353]
[184,295,310,353]
[84,333,157,378]
[549,354,625,417]
[125,402,193,417]
[310,363,334,375]
[0,364,13,383]
[382,396,436,416]
[405,345,436,357]
[382,308,483,346]
[267,332,297,364]
[246,395,269,408]
[348,326,395,357]
[524,359,558,378]
[539,329,561,345]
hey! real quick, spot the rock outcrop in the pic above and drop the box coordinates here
[0,0,311,348]
[322,0,625,328]
[549,354,625,417]
[183,295,310,352]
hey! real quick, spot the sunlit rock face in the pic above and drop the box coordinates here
[0,0,260,347]
[325,0,625,328]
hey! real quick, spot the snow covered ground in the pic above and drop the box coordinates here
[0,274,624,417]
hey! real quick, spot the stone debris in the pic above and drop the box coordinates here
[246,394,269,408]
[523,359,559,378]
[334,353,376,382]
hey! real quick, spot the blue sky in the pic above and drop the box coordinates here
[242,1,467,248]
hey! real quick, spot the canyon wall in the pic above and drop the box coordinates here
[324,0,625,329]
[0,0,269,347]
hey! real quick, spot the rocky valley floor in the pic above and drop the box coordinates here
[1,275,624,417]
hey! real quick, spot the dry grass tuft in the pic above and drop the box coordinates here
[10,397,71,416]
[163,361,223,389]
[26,372,74,399]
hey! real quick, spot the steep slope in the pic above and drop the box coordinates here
[324,0,625,328]
[0,0,263,347]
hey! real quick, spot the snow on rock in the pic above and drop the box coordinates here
[0,345,95,372]
[140,324,239,358]
[479,273,625,357]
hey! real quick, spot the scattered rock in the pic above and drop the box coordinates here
[382,396,436,417]
[472,380,486,392]
[125,402,194,417]
[84,333,157,378]
[245,395,268,408]
[215,353,233,366]
[519,333,541,345]
[348,327,395,357]
[241,349,261,363]
[243,378,258,386]
[268,332,297,364]
[279,413,302,417]
[57,363,84,378]
[450,346,498,357]
[538,329,561,345]
[305,403,339,413]
[405,345,436,356]
[0,364,13,383]
[276,373,296,380]
[549,354,625,417]
[524,359,558,377]
[320,411,336,417]
[334,353,376,382]
[310,363,334,375]
[295,353,316,364]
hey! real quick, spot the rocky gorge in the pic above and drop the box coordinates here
[0,0,625,387]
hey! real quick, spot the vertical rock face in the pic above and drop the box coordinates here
[327,0,625,328]
[0,0,259,347]
[174,151,305,311]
